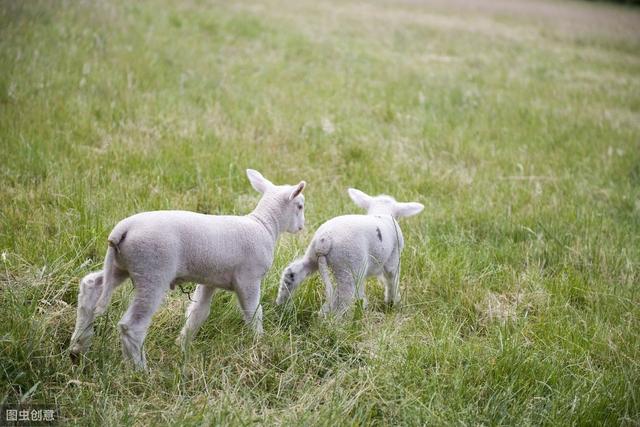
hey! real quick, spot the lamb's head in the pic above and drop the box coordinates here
[69,272,104,360]
[348,188,424,219]
[247,169,306,234]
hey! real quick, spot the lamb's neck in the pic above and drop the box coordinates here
[249,197,282,241]
[367,208,395,217]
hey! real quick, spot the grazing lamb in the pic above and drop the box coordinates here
[276,188,423,315]
[69,169,306,369]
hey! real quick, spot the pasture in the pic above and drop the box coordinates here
[1,0,639,424]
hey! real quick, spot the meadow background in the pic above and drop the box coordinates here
[1,0,640,424]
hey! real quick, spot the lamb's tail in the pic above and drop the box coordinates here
[315,234,334,305]
[107,227,128,254]
[94,226,128,315]
[94,245,117,315]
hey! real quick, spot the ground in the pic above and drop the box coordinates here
[1,0,639,424]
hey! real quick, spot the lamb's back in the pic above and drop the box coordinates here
[313,214,399,258]
[109,211,269,273]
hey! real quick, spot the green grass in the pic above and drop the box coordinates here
[1,0,640,424]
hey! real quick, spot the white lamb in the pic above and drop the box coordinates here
[69,169,306,369]
[276,188,423,314]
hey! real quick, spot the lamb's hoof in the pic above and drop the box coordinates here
[275,291,288,306]
[128,362,148,372]
[175,334,189,352]
[69,345,83,365]
[383,300,401,312]
[249,324,264,338]
[318,304,331,319]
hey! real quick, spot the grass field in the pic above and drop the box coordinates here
[1,0,640,424]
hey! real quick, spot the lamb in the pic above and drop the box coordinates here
[276,188,423,315]
[69,169,306,369]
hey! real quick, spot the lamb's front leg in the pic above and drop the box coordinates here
[235,278,263,335]
[177,284,217,351]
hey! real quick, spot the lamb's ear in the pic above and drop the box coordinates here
[394,202,424,218]
[348,188,372,210]
[288,181,306,201]
[246,169,273,194]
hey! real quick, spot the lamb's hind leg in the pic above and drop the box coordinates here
[355,275,368,309]
[330,268,357,317]
[118,277,169,370]
[177,284,217,351]
[381,258,401,305]
[94,245,128,316]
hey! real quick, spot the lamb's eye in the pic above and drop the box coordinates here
[298,204,303,210]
